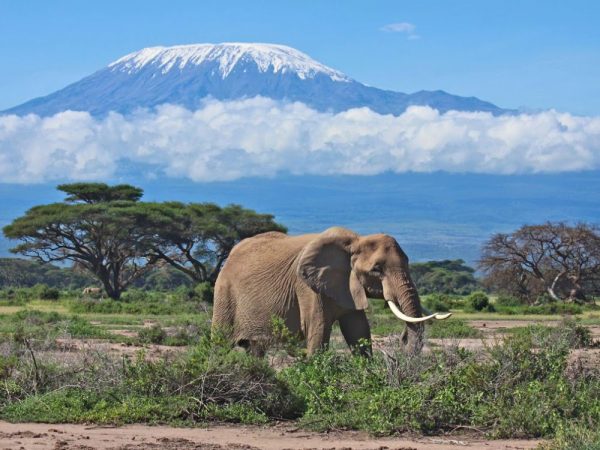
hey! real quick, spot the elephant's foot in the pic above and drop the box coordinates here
[236,339,267,358]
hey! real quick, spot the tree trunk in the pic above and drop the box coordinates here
[567,287,586,304]
[99,275,121,300]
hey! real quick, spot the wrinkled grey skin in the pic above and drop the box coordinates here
[212,227,423,356]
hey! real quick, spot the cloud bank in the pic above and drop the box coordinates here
[1,97,599,183]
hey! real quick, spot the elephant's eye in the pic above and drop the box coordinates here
[369,264,383,277]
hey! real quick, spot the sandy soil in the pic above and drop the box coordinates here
[0,421,542,450]
[53,338,185,360]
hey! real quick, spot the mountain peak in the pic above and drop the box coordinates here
[2,42,510,117]
[108,42,352,82]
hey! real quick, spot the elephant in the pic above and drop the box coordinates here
[212,227,451,356]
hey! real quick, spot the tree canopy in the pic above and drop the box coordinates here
[410,259,479,295]
[139,202,287,284]
[3,189,154,299]
[479,222,600,303]
[58,183,144,204]
[3,183,286,299]
[0,258,93,289]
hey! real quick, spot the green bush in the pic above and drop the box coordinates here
[0,310,110,341]
[0,287,36,305]
[495,295,524,307]
[495,303,585,315]
[137,324,167,344]
[540,423,600,450]
[1,336,303,425]
[173,283,214,304]
[281,322,600,437]
[35,284,60,300]
[164,318,211,347]
[467,291,495,312]
[194,282,214,303]
[423,294,451,312]
[68,293,202,315]
[427,318,481,339]
[506,321,592,349]
[120,288,153,303]
[164,328,195,346]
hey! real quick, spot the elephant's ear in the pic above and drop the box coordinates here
[297,227,368,310]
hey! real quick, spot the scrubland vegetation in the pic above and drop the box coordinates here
[0,287,599,449]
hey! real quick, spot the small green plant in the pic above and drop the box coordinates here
[270,316,303,356]
[137,324,167,344]
[539,423,600,450]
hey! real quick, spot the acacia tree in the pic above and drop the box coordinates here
[479,222,600,303]
[3,184,154,299]
[141,202,287,284]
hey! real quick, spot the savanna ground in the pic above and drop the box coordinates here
[1,289,599,450]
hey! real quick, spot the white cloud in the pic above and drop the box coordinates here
[1,97,599,183]
[380,22,420,39]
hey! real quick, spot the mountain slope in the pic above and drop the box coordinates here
[3,43,509,117]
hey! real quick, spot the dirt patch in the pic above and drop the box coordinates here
[468,320,600,340]
[568,348,600,376]
[113,437,260,449]
[108,329,138,338]
[0,421,542,450]
[53,338,185,359]
[468,319,556,334]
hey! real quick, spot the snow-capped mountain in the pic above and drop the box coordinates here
[3,43,509,116]
[110,43,351,82]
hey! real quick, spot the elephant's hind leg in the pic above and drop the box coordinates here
[212,283,236,342]
[339,310,372,356]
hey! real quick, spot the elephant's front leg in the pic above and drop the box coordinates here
[339,310,372,356]
[306,325,331,355]
[303,297,338,356]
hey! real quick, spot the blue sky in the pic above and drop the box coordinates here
[1,0,599,115]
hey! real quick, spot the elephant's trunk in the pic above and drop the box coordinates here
[383,272,425,354]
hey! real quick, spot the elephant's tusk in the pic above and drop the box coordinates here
[387,301,440,323]
[421,305,453,320]
[433,312,452,320]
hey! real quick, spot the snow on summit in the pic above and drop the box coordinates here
[108,43,352,82]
